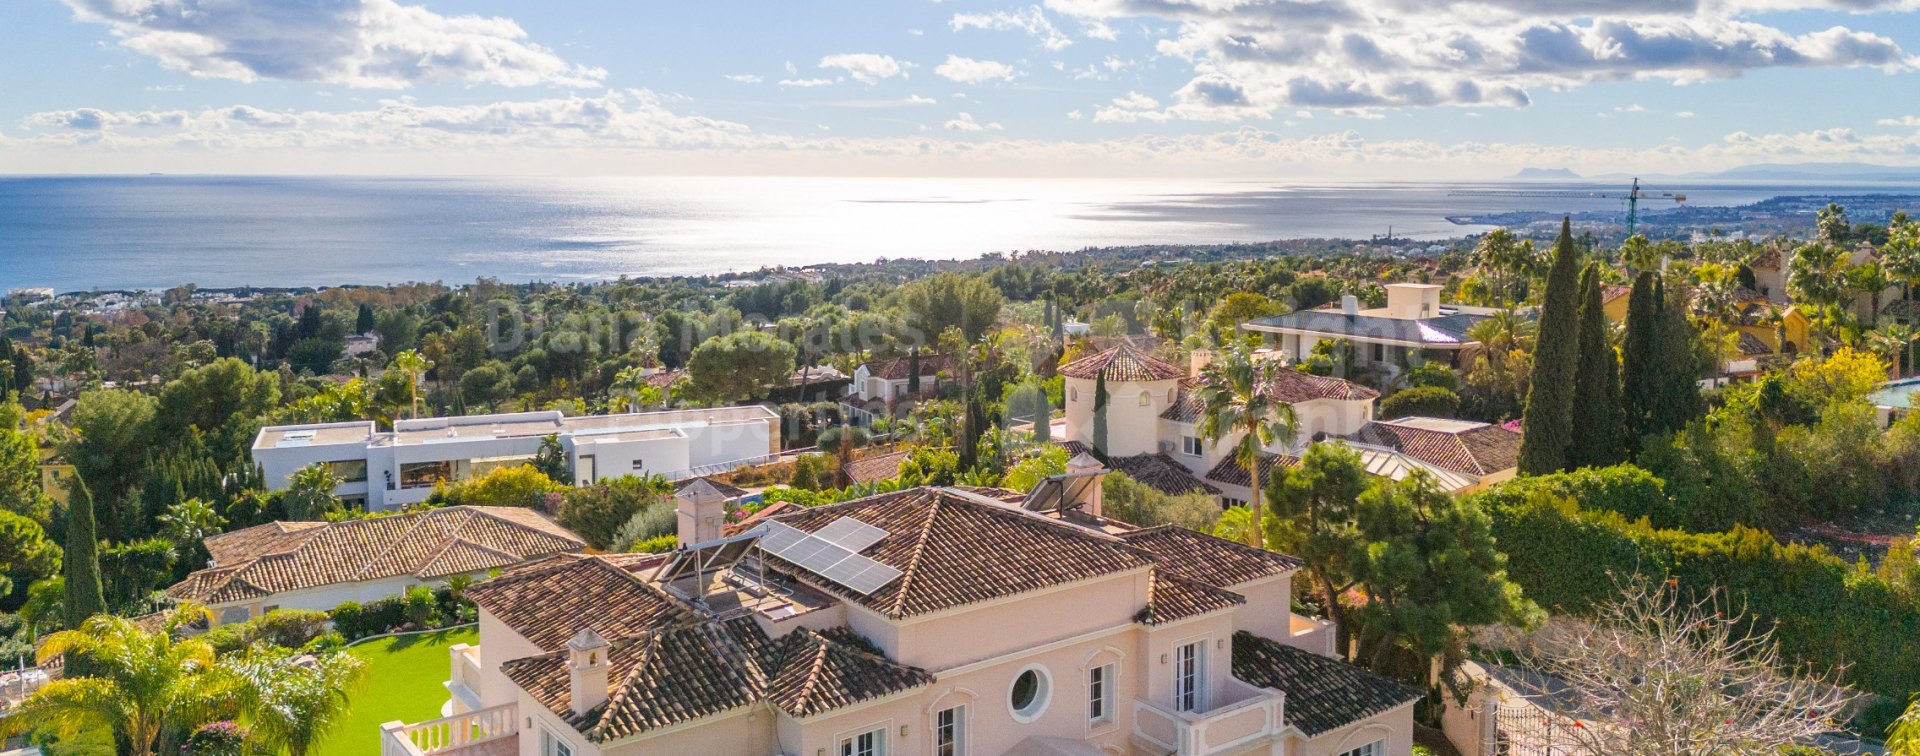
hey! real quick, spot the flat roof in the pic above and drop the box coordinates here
[1379,417,1490,434]
[255,406,779,451]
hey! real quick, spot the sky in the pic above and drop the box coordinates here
[1,0,1919,178]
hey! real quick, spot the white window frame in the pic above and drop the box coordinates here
[1174,639,1208,713]
[1088,663,1116,725]
[839,726,888,756]
[1181,435,1203,457]
[1007,663,1054,724]
[539,726,574,756]
[934,704,967,756]
[1337,740,1385,756]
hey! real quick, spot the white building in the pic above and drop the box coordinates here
[1241,284,1503,379]
[252,407,780,511]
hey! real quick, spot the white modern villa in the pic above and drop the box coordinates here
[380,464,1422,756]
[252,406,781,511]
[1240,284,1502,379]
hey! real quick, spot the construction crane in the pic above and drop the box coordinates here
[1450,178,1687,237]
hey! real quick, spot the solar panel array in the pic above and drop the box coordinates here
[814,517,888,552]
[761,520,902,596]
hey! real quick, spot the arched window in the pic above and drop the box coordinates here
[1070,387,1079,402]
[1137,391,1151,406]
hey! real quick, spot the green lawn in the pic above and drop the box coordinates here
[319,626,480,756]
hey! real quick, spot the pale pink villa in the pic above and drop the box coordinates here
[382,473,1421,756]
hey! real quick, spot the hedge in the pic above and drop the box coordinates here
[329,585,474,640]
[1470,473,1920,710]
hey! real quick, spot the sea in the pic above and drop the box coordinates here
[1,175,1915,292]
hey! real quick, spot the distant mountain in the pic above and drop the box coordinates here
[1512,167,1581,179]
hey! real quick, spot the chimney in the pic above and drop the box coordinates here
[675,479,727,545]
[1066,453,1108,518]
[1340,295,1360,316]
[1189,349,1212,377]
[566,628,610,717]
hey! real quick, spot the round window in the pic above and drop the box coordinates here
[1008,665,1051,723]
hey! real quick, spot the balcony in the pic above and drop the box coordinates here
[445,643,484,714]
[1132,678,1287,755]
[380,702,518,756]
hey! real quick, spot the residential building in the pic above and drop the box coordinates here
[1057,343,1378,503]
[251,407,781,511]
[1342,417,1523,495]
[167,505,584,626]
[1240,284,1502,378]
[381,467,1420,756]
[844,352,956,423]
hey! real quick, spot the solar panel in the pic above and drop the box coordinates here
[814,517,887,553]
[760,521,903,596]
[652,529,763,584]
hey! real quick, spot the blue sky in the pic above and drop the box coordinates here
[2,0,1918,177]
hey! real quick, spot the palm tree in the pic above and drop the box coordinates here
[390,349,433,419]
[1619,234,1660,274]
[5,609,235,756]
[230,645,368,756]
[1470,229,1539,306]
[1851,259,1892,326]
[1194,342,1297,547]
[1788,242,1852,347]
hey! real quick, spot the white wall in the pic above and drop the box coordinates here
[1062,376,1179,458]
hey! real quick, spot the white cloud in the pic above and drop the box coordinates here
[724,74,763,84]
[951,6,1073,51]
[1614,104,1647,113]
[1112,91,1159,109]
[1677,110,1697,118]
[1043,0,1917,115]
[944,112,1003,131]
[907,28,925,36]
[145,84,184,92]
[60,0,605,89]
[1083,20,1118,40]
[779,78,837,88]
[936,55,1017,84]
[1068,109,1084,120]
[785,61,799,75]
[907,95,939,105]
[818,53,906,85]
[1879,115,1920,127]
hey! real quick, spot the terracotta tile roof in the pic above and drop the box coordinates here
[1159,387,1205,422]
[1203,452,1300,489]
[1734,331,1772,356]
[1134,572,1244,625]
[169,506,584,605]
[726,500,795,536]
[1883,299,1920,320]
[1231,632,1422,737]
[1057,343,1187,382]
[842,450,910,485]
[863,353,954,381]
[467,554,696,652]
[1600,284,1631,305]
[1118,525,1303,586]
[1751,247,1782,270]
[1347,419,1521,476]
[1262,369,1380,403]
[765,488,1155,619]
[674,476,749,500]
[1106,453,1219,496]
[504,618,932,742]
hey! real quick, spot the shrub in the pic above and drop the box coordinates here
[789,452,837,491]
[403,585,438,628]
[440,464,566,508]
[202,608,333,654]
[1377,386,1460,420]
[612,502,678,552]
[1405,362,1460,392]
[1102,472,1220,532]
[628,534,677,554]
[559,475,670,550]
[182,721,249,756]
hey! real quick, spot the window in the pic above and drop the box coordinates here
[935,706,966,756]
[1088,664,1115,724]
[398,461,452,489]
[1009,665,1052,723]
[1370,343,1386,363]
[1167,388,1176,404]
[1222,497,1246,508]
[1174,640,1206,712]
[1069,387,1079,402]
[540,728,573,756]
[326,459,367,483]
[1138,390,1151,406]
[840,727,886,756]
[1181,436,1203,457]
[1337,740,1384,756]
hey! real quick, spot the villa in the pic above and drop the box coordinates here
[251,406,781,511]
[1240,284,1502,379]
[381,463,1421,756]
[167,505,584,626]
[844,352,956,423]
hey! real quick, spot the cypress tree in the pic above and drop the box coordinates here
[907,349,921,394]
[1517,218,1581,475]
[1567,264,1622,468]
[63,476,107,628]
[1619,270,1661,446]
[1092,368,1110,459]
[1652,279,1706,434]
[356,303,376,335]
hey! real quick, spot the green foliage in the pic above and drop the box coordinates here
[202,609,334,655]
[0,509,60,611]
[531,434,570,484]
[284,463,342,521]
[1651,279,1706,434]
[61,389,159,537]
[229,644,368,756]
[1620,270,1661,448]
[440,464,564,509]
[1403,362,1460,392]
[157,358,280,462]
[402,585,438,628]
[0,421,50,523]
[1000,445,1068,493]
[686,330,798,403]
[1195,342,1297,546]
[1377,386,1460,420]
[1518,218,1581,474]
[1568,264,1622,469]
[626,534,677,554]
[1100,472,1220,532]
[898,446,959,486]
[61,476,105,629]
[181,722,250,756]
[1471,474,1920,704]
[789,452,838,491]
[896,272,1005,343]
[99,538,176,614]
[559,475,671,550]
[1091,368,1109,458]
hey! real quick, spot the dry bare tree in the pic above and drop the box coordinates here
[1504,578,1854,756]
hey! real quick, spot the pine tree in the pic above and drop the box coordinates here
[1652,279,1706,434]
[1092,367,1110,460]
[1567,264,1622,468]
[63,476,107,628]
[1517,218,1581,475]
[1619,270,1661,446]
